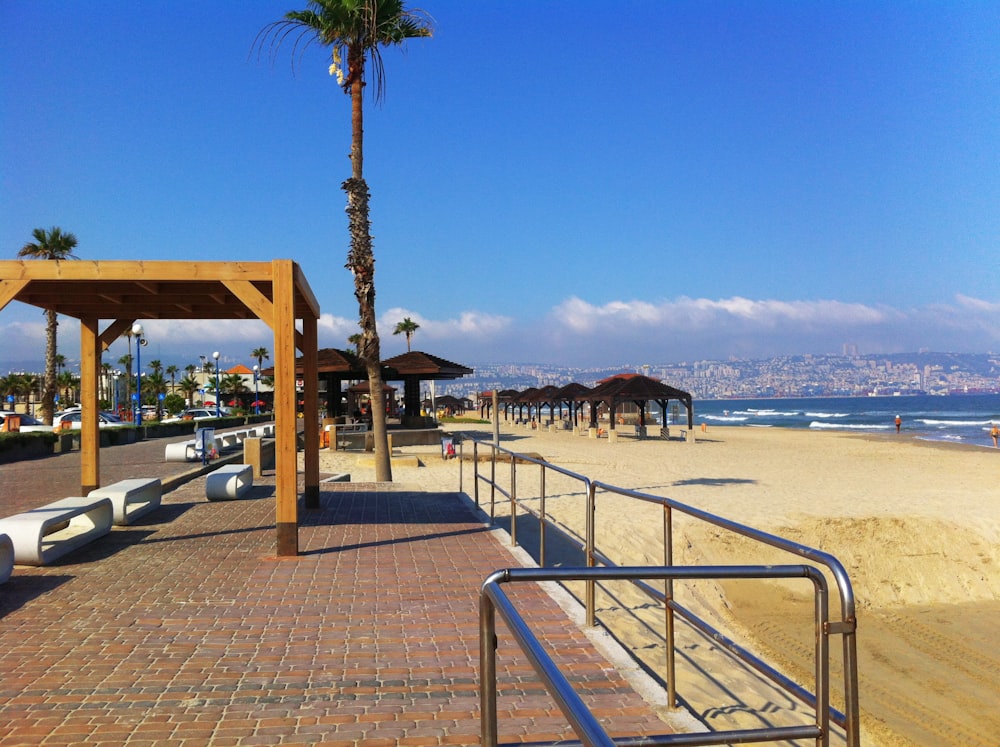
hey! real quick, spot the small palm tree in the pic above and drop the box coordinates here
[18,227,78,424]
[251,346,270,370]
[166,365,179,395]
[257,0,432,483]
[178,376,200,409]
[392,317,420,352]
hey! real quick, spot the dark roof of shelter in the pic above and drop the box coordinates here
[261,347,364,377]
[577,374,691,404]
[380,351,474,380]
[555,382,591,399]
[527,385,563,403]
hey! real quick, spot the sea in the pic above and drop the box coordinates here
[688,393,1000,449]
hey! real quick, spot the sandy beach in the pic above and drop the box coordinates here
[312,421,999,747]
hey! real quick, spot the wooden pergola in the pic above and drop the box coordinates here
[0,259,320,557]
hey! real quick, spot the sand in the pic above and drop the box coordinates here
[311,421,1000,747]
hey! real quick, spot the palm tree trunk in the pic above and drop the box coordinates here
[345,45,391,482]
[42,309,58,424]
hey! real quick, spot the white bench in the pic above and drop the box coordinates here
[0,533,13,584]
[0,497,113,566]
[165,440,197,462]
[88,478,161,526]
[206,464,253,501]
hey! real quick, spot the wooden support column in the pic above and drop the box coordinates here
[302,314,319,509]
[80,316,101,493]
[273,260,298,556]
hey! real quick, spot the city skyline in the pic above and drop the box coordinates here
[3,2,999,367]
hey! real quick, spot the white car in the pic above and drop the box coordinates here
[0,411,55,433]
[162,408,218,423]
[53,410,126,429]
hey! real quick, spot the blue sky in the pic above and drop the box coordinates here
[3,1,999,373]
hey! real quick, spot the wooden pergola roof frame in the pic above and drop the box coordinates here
[0,259,320,557]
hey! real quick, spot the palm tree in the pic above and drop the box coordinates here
[166,365,179,395]
[251,347,270,370]
[257,0,432,482]
[17,227,78,424]
[392,317,420,352]
[178,376,200,409]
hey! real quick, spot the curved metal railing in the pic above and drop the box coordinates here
[463,434,860,747]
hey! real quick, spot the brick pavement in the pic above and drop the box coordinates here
[0,451,676,746]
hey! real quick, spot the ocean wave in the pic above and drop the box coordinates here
[809,421,892,430]
[804,412,849,418]
[701,415,749,422]
[917,418,993,426]
[747,409,801,417]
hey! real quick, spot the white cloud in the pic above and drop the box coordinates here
[2,294,998,371]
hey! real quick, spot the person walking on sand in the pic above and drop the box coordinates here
[895,415,902,433]
[991,423,999,448]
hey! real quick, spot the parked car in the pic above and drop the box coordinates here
[161,408,217,423]
[53,410,126,429]
[0,411,54,433]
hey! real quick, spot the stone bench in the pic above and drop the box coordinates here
[206,464,253,501]
[0,533,13,584]
[88,478,161,526]
[0,496,113,566]
[165,440,198,462]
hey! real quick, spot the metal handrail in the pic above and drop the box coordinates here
[482,566,830,747]
[464,434,861,747]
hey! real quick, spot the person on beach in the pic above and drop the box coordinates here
[895,415,901,433]
[991,422,999,448]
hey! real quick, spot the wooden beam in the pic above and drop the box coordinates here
[0,279,29,313]
[222,280,274,330]
[99,319,135,352]
[272,259,299,556]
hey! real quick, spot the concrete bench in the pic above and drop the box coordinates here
[88,478,161,526]
[0,533,13,584]
[206,464,253,501]
[165,440,197,462]
[0,496,113,566]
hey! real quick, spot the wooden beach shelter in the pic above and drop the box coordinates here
[0,259,320,557]
[260,347,367,419]
[380,351,474,427]
[578,374,693,434]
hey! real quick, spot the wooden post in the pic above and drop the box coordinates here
[80,316,101,494]
[273,260,298,556]
[302,314,319,509]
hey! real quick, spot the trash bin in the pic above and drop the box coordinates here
[440,436,455,460]
[195,427,216,465]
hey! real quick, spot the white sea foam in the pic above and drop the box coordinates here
[702,415,749,422]
[917,418,992,426]
[805,412,849,418]
[809,421,892,430]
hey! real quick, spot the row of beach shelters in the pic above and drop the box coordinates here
[480,374,694,434]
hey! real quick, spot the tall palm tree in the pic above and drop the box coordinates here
[178,376,200,409]
[257,0,432,482]
[251,347,270,370]
[165,365,179,395]
[392,317,420,352]
[17,227,78,424]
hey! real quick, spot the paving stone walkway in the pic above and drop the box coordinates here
[0,444,675,746]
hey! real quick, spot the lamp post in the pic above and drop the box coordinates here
[112,370,121,416]
[212,351,221,418]
[132,323,146,426]
[253,365,260,415]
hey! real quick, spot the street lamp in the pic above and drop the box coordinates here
[132,323,146,426]
[212,351,221,417]
[112,370,121,415]
[253,364,260,415]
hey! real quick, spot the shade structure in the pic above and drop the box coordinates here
[380,351,474,426]
[577,374,693,431]
[260,347,366,418]
[0,259,321,557]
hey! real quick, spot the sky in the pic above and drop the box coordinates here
[2,0,999,374]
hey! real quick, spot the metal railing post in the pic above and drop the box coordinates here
[539,462,546,567]
[664,502,677,707]
[489,445,496,522]
[479,573,501,747]
[472,440,479,507]
[509,452,517,547]
[585,480,596,627]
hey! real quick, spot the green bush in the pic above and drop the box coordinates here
[0,431,57,452]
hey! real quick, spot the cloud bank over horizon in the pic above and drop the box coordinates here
[2,293,998,372]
